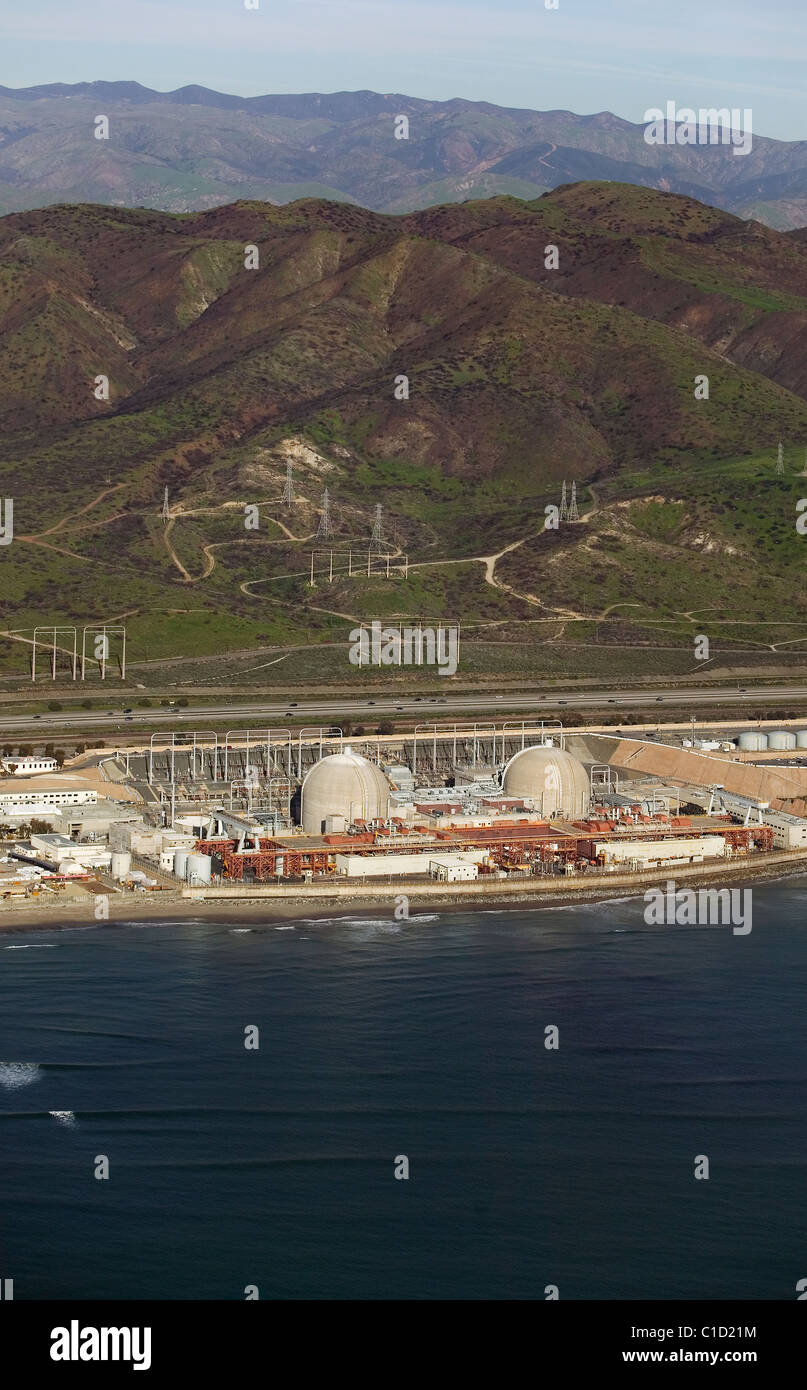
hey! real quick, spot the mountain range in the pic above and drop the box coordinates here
[2,83,807,229]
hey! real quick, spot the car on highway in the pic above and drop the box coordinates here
[655,696,665,702]
[558,700,567,705]
[123,707,132,713]
[368,700,375,705]
[290,702,298,707]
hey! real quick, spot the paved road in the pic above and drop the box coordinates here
[1,683,806,734]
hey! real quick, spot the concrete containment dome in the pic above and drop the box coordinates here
[301,748,391,834]
[502,745,590,820]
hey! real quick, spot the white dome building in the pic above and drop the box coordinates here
[300,748,391,834]
[502,745,590,820]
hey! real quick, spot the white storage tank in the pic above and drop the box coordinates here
[110,851,132,880]
[738,732,768,751]
[768,730,796,750]
[796,731,807,749]
[173,848,190,879]
[186,851,212,885]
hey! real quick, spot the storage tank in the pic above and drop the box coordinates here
[796,731,807,749]
[173,848,190,879]
[738,732,768,751]
[768,730,796,750]
[186,852,212,885]
[110,850,132,880]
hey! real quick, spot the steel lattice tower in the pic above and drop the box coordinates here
[559,481,569,522]
[370,503,385,553]
[282,460,295,508]
[316,487,332,539]
[776,441,785,474]
[568,481,580,522]
[161,486,170,521]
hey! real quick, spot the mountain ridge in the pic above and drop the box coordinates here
[1,83,807,228]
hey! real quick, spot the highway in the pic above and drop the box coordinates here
[1,682,807,733]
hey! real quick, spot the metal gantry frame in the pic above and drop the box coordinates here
[223,728,295,783]
[31,626,77,681]
[148,731,220,784]
[296,726,343,779]
[80,624,126,681]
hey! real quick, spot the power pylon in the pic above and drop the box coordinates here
[776,441,785,475]
[282,460,295,508]
[316,487,332,539]
[161,486,170,521]
[568,481,580,522]
[559,480,569,522]
[370,503,385,553]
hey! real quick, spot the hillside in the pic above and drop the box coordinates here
[3,183,807,689]
[1,83,807,229]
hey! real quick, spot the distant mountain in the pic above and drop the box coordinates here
[1,83,807,228]
[3,182,807,678]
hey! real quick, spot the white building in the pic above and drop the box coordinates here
[334,848,487,878]
[595,836,727,868]
[0,781,97,817]
[28,833,110,872]
[429,856,479,882]
[2,756,58,776]
[760,809,807,850]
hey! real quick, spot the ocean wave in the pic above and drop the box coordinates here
[0,1062,42,1090]
[48,1110,76,1126]
[4,943,58,949]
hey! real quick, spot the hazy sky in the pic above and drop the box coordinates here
[2,0,806,140]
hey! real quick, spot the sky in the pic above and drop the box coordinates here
[1,0,806,141]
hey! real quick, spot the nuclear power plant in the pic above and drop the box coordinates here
[6,717,807,901]
[89,719,807,891]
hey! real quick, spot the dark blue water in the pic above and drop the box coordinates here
[1,882,806,1301]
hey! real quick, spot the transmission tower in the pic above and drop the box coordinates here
[568,481,580,522]
[282,460,295,508]
[370,503,385,553]
[559,480,569,522]
[161,486,170,521]
[776,441,785,475]
[316,487,333,539]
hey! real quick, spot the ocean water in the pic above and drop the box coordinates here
[1,882,806,1301]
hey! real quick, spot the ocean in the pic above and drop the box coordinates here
[1,880,806,1301]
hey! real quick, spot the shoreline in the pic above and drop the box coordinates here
[2,851,807,935]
